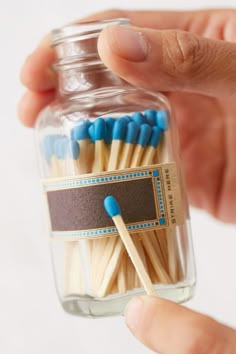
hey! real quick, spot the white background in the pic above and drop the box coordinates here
[1,0,236,353]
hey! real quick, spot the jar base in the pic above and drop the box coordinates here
[61,280,196,318]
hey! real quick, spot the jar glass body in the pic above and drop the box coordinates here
[36,20,196,318]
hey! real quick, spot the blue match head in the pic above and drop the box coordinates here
[54,136,68,160]
[131,112,147,125]
[148,126,162,148]
[104,196,121,218]
[105,117,115,144]
[125,121,139,144]
[156,110,169,131]
[88,123,95,143]
[71,120,90,140]
[137,124,152,147]
[121,115,131,123]
[144,109,156,126]
[112,118,127,140]
[94,118,106,141]
[42,135,55,162]
[68,139,80,160]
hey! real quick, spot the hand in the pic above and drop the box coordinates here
[18,9,236,352]
[125,296,236,353]
[18,9,236,223]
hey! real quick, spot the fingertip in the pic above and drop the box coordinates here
[20,46,57,92]
[98,26,137,84]
[18,90,55,127]
[125,295,165,334]
[97,27,113,65]
[125,296,144,333]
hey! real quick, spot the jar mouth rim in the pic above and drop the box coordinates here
[51,18,130,46]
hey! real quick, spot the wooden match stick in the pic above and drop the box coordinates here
[118,121,139,169]
[91,118,107,172]
[130,124,152,168]
[72,120,93,174]
[108,118,127,171]
[92,118,128,296]
[104,196,156,296]
[42,136,85,296]
[97,118,167,296]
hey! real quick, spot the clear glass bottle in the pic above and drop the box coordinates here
[36,19,196,318]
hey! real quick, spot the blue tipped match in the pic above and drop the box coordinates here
[54,137,68,160]
[68,139,80,160]
[42,135,55,162]
[104,196,121,218]
[94,118,106,141]
[144,109,156,126]
[72,120,90,140]
[125,122,139,144]
[112,118,127,140]
[137,124,152,147]
[131,112,147,125]
[88,123,95,142]
[156,110,169,131]
[121,115,131,123]
[148,126,162,148]
[105,117,115,144]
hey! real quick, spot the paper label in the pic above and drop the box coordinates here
[41,163,184,240]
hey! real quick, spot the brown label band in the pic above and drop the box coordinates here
[41,163,184,239]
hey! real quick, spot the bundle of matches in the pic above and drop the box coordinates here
[42,110,184,298]
[42,134,88,296]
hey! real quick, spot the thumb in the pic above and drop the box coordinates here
[125,296,236,354]
[98,25,236,99]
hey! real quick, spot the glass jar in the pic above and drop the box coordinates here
[36,19,196,318]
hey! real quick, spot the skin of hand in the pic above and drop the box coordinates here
[18,9,236,353]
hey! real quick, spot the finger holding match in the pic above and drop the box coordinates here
[104,196,156,296]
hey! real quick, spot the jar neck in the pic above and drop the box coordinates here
[56,65,128,96]
[51,19,130,96]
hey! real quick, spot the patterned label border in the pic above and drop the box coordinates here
[42,163,184,240]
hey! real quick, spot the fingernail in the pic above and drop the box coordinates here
[107,26,148,62]
[125,297,144,332]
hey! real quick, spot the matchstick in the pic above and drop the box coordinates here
[104,196,156,296]
[93,118,128,296]
[91,118,107,172]
[43,135,85,296]
[118,121,139,169]
[108,118,127,171]
[89,118,125,294]
[60,137,87,296]
[130,123,152,168]
[72,120,93,174]
[97,117,168,296]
